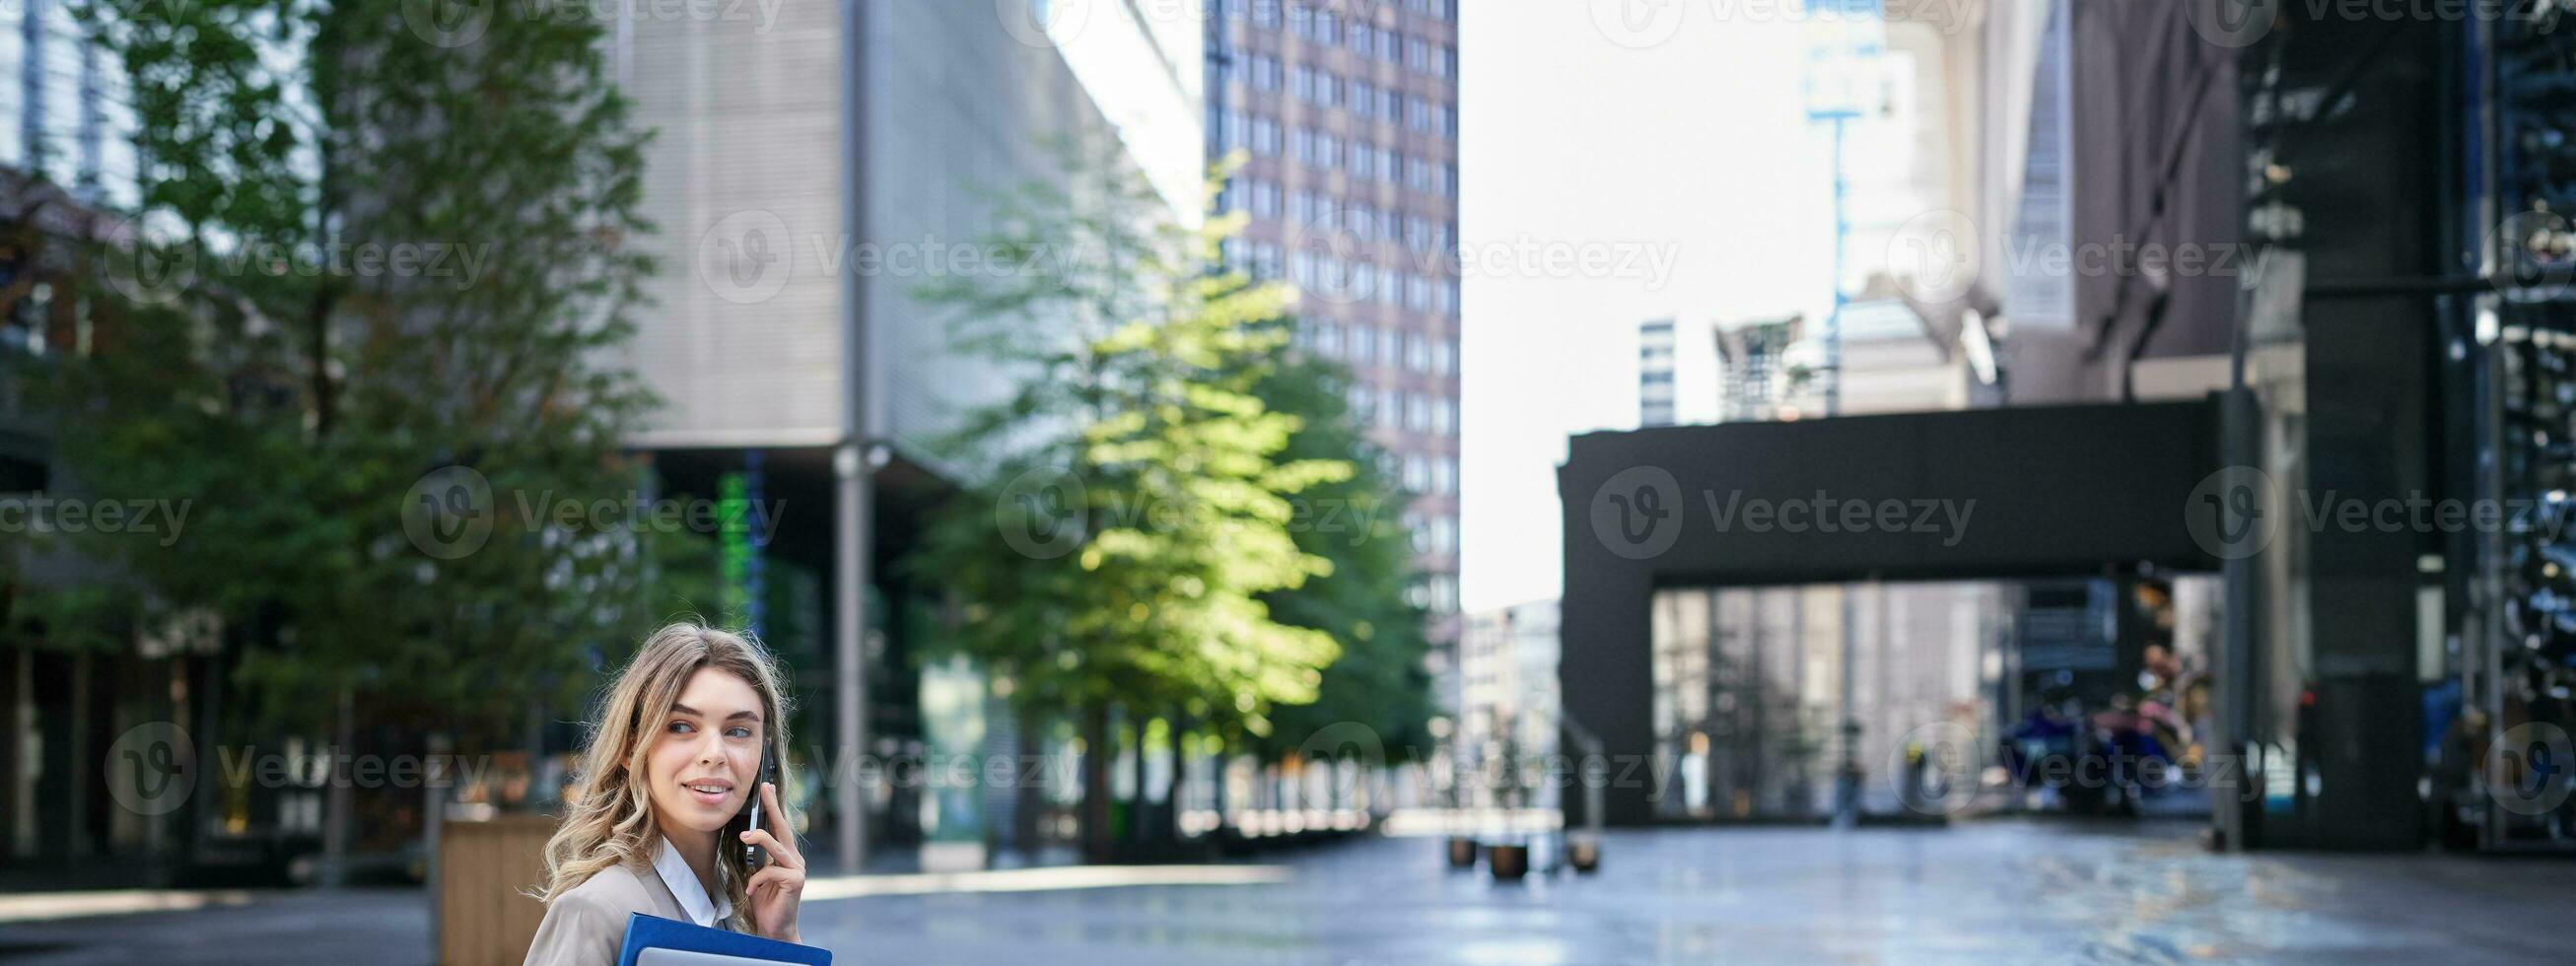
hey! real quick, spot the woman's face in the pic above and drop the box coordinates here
[644,666,765,836]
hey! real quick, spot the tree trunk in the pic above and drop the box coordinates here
[1011,718,1042,860]
[1127,717,1149,850]
[1163,713,1186,847]
[320,685,353,887]
[1080,704,1111,863]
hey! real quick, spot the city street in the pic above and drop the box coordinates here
[4,820,2569,964]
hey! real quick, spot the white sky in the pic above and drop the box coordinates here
[1458,5,1845,613]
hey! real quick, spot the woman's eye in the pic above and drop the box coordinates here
[726,726,754,739]
[667,721,694,734]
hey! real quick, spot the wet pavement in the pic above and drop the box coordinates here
[4,819,2570,964]
[809,820,2569,964]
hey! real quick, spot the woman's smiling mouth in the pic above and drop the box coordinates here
[683,779,734,806]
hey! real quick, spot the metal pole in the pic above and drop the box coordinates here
[1826,112,1859,828]
[833,0,872,873]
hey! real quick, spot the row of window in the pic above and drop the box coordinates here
[1223,239,1460,316]
[1220,111,1457,195]
[1237,1,1459,81]
[1219,176,1455,251]
[1289,249,1458,312]
[1347,381,1460,440]
[1404,509,1460,556]
[1302,318,1458,376]
[1246,57,1459,139]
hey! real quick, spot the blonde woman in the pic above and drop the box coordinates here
[522,623,807,965]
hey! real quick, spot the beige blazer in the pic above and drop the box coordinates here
[522,861,712,966]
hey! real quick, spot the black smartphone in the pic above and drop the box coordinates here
[730,747,777,869]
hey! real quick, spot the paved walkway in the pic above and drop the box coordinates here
[3,820,2569,964]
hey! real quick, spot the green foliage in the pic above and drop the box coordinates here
[16,0,712,740]
[1247,334,1438,758]
[907,138,1345,739]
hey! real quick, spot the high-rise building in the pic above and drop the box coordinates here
[615,0,1208,867]
[1206,0,1462,659]
[1638,319,1676,428]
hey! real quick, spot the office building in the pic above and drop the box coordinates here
[1457,598,1559,808]
[609,0,1208,867]
[1207,0,1462,662]
[1638,318,1676,427]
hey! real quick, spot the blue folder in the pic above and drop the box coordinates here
[615,912,831,966]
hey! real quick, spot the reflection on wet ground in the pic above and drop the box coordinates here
[807,820,2571,965]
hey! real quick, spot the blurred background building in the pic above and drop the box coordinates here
[1207,0,1462,682]
[612,0,1209,869]
[0,0,164,879]
[1456,598,1557,809]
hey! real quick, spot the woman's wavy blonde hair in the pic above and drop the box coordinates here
[534,621,797,932]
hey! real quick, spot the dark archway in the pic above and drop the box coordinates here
[1557,399,2224,826]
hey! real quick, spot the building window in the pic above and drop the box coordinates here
[1221,109,1247,150]
[1432,337,1456,375]
[1350,322,1376,365]
[1251,115,1281,156]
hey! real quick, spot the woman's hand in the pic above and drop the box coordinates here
[738,782,805,944]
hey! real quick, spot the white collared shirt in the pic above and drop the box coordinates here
[651,835,734,930]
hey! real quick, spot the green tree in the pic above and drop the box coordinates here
[907,140,1345,858]
[1249,336,1436,762]
[20,0,713,877]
